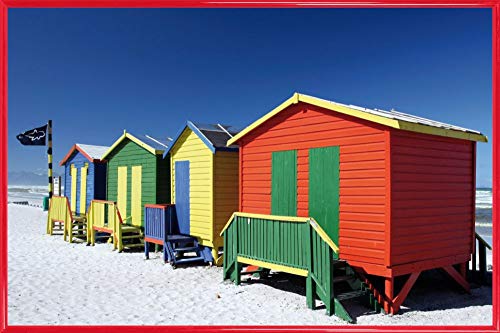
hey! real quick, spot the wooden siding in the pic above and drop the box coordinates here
[389,130,475,268]
[106,139,158,227]
[213,151,239,249]
[239,102,389,269]
[170,128,214,247]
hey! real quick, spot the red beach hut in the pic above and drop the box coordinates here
[222,92,487,319]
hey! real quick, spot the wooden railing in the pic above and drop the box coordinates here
[46,196,73,238]
[471,231,492,284]
[144,204,175,242]
[87,200,124,249]
[221,212,340,316]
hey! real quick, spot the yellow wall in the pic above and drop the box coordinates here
[171,129,214,247]
[213,151,239,249]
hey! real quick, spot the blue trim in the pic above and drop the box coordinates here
[165,121,216,155]
[164,125,188,156]
[187,121,216,153]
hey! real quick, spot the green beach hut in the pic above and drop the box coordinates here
[101,130,171,228]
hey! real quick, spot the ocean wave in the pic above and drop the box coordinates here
[8,185,64,197]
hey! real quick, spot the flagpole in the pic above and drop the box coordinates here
[47,120,53,199]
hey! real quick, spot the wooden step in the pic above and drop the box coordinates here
[167,234,196,242]
[121,225,142,232]
[175,246,198,253]
[122,235,143,240]
[336,290,367,301]
[173,256,205,265]
[124,243,145,249]
[333,275,355,283]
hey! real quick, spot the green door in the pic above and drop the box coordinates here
[271,150,297,216]
[309,146,340,249]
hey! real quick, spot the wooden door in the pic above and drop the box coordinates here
[117,166,128,221]
[309,146,340,247]
[70,164,77,212]
[271,150,297,216]
[131,165,142,226]
[79,163,88,215]
[175,161,190,235]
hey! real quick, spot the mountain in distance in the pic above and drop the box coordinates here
[8,170,62,186]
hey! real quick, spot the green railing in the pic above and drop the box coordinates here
[221,212,344,318]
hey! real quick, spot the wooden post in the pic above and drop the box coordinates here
[479,243,487,284]
[57,176,61,196]
[47,120,53,198]
[384,277,394,314]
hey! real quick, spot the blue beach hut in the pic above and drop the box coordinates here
[60,143,109,215]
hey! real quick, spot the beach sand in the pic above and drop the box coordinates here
[8,204,492,326]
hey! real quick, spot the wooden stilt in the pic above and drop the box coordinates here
[384,277,394,314]
[459,262,467,279]
[443,265,470,293]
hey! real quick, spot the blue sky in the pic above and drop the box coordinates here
[8,8,492,187]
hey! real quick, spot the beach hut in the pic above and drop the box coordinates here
[60,143,109,216]
[158,122,239,266]
[101,130,170,228]
[222,92,487,320]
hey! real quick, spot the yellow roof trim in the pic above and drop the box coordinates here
[101,131,159,159]
[227,93,488,145]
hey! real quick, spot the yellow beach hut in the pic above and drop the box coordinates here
[165,122,239,265]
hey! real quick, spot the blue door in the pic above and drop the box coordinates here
[175,161,190,235]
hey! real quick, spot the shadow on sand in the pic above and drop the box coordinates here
[241,268,492,321]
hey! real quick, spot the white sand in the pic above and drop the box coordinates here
[8,204,492,326]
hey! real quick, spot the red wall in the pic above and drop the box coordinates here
[389,130,475,268]
[239,102,390,270]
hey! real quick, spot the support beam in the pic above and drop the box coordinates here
[443,265,470,293]
[392,271,420,314]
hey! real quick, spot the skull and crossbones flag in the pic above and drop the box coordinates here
[16,124,48,146]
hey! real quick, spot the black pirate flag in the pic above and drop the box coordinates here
[16,124,48,146]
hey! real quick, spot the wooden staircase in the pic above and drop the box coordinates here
[117,225,144,252]
[65,214,87,243]
[164,234,210,268]
[87,200,145,252]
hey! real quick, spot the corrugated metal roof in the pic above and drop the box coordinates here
[321,96,483,135]
[192,123,240,149]
[75,144,109,160]
[129,133,171,152]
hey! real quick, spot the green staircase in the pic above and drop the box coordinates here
[221,212,381,323]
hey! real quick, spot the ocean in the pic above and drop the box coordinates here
[7,185,494,244]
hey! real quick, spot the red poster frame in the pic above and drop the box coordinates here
[0,1,497,332]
